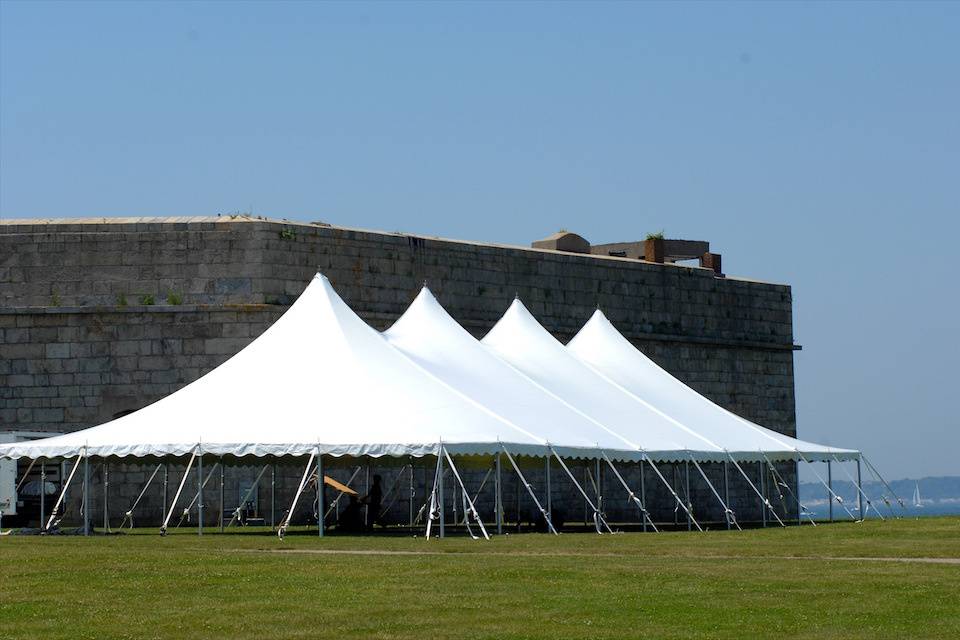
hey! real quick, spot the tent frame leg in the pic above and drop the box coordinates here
[278,451,317,540]
[39,459,46,531]
[726,453,785,527]
[601,452,657,532]
[161,448,199,536]
[197,453,203,536]
[409,456,415,529]
[684,460,692,531]
[723,460,731,530]
[219,456,225,533]
[639,456,648,532]
[856,459,864,521]
[827,460,833,522]
[545,456,552,520]
[501,445,558,535]
[549,447,611,534]
[689,454,740,531]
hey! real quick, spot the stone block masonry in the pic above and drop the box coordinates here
[1,216,800,526]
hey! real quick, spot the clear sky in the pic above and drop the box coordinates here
[1,2,957,479]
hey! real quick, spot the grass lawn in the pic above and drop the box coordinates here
[1,517,958,639]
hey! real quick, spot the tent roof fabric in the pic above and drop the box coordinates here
[0,273,858,463]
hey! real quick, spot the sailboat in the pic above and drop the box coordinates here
[913,482,924,508]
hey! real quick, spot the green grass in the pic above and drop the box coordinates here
[2,517,958,639]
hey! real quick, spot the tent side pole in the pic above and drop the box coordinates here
[438,453,445,539]
[82,452,90,536]
[639,456,648,533]
[645,454,702,531]
[317,449,324,538]
[495,452,502,535]
[827,460,833,522]
[684,460,692,531]
[162,462,169,524]
[409,457,415,529]
[601,453,657,532]
[278,451,317,540]
[723,460,731,530]
[219,456,225,533]
[549,448,611,534]
[426,452,442,539]
[689,455,740,531]
[197,452,203,536]
[759,461,767,528]
[857,458,864,520]
[103,461,111,533]
[39,459,46,530]
[270,462,276,529]
[595,457,603,525]
[501,446,557,535]
[161,448,198,535]
[44,453,83,532]
[726,453,784,527]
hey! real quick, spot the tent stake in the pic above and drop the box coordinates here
[501,445,557,535]
[278,451,317,540]
[601,452,657,532]
[549,447,611,534]
[161,448,199,536]
[689,454,740,531]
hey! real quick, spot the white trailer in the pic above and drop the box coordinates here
[0,431,63,520]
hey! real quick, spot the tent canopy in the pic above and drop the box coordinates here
[0,273,858,463]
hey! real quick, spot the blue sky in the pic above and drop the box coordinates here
[2,2,957,478]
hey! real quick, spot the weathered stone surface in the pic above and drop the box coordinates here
[1,216,800,526]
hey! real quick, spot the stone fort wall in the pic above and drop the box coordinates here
[1,217,799,528]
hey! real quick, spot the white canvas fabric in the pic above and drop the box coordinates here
[0,275,549,460]
[383,288,646,462]
[566,310,859,462]
[482,299,724,462]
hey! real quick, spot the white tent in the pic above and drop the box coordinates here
[566,310,859,463]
